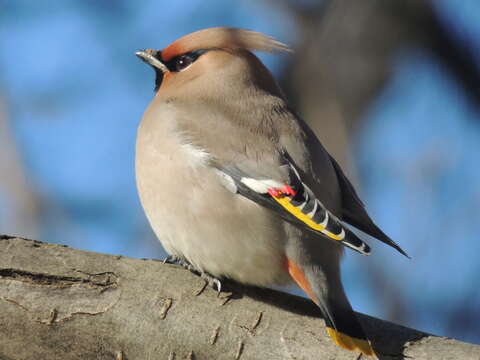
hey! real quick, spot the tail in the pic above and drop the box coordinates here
[286,258,375,357]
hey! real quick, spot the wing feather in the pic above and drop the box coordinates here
[214,160,371,256]
[328,155,409,258]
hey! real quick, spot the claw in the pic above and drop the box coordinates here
[212,278,222,294]
[163,255,180,264]
[201,272,222,295]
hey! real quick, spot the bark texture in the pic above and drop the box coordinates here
[0,235,478,360]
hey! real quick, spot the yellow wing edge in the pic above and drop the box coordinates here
[271,195,344,241]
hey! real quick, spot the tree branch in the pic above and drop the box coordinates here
[0,235,478,360]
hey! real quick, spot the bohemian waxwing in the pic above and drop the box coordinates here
[135,27,407,357]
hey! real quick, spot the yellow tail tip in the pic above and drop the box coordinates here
[327,327,375,357]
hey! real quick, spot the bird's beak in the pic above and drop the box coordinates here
[135,49,169,73]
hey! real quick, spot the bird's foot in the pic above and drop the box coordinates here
[163,254,181,264]
[163,255,198,272]
[163,255,222,294]
[200,272,222,294]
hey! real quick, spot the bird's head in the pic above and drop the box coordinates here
[135,27,290,97]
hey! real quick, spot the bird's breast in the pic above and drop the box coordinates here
[135,112,290,286]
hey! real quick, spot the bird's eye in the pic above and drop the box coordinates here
[164,50,207,73]
[174,54,195,72]
[149,49,206,91]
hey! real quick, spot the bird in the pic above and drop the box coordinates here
[135,27,407,357]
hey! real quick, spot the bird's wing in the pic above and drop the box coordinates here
[288,116,409,258]
[327,154,409,258]
[212,151,372,255]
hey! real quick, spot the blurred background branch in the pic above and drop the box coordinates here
[277,0,480,165]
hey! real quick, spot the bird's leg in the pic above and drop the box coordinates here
[163,255,222,294]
